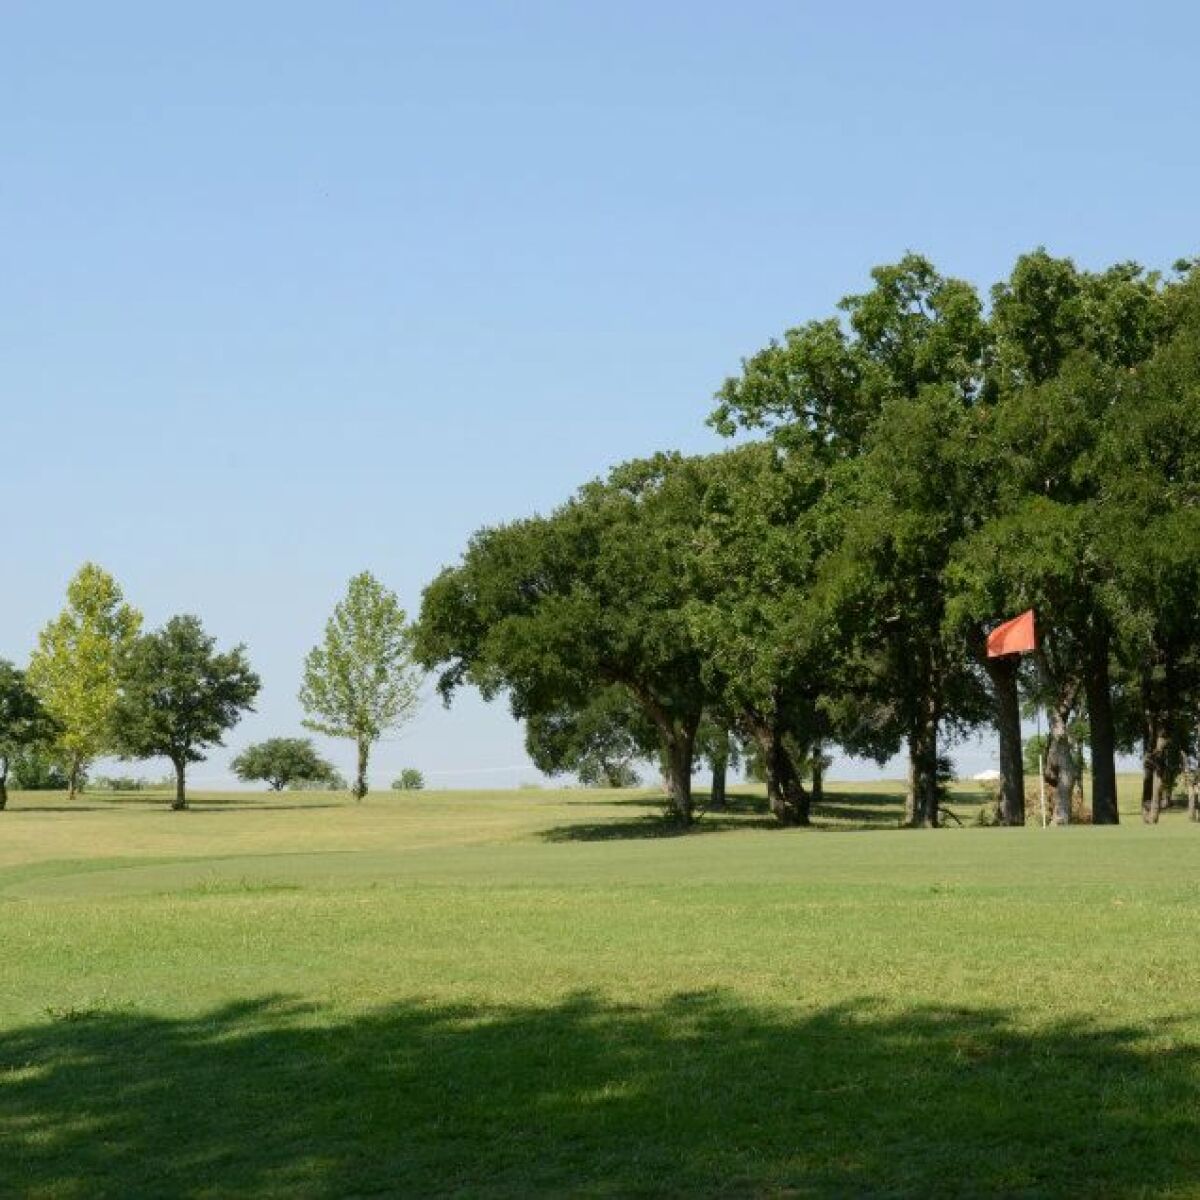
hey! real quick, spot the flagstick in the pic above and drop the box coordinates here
[1036,703,1047,829]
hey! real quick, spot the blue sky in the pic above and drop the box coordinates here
[3,2,1196,786]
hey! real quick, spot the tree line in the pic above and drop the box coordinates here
[0,569,423,809]
[413,250,1200,829]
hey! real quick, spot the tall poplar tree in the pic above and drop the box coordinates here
[27,563,142,800]
[300,572,423,801]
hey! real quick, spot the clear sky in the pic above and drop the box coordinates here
[3,2,1197,786]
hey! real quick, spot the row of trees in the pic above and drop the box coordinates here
[414,250,1200,829]
[0,568,424,809]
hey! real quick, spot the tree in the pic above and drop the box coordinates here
[231,737,338,791]
[978,251,1183,824]
[111,615,260,810]
[392,768,425,791]
[7,747,72,792]
[525,688,653,789]
[711,256,992,827]
[686,442,834,824]
[694,718,742,810]
[415,454,714,823]
[825,390,992,828]
[1089,300,1200,822]
[300,572,423,802]
[0,661,57,810]
[27,563,142,800]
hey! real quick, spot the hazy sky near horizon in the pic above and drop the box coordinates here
[3,2,1197,786]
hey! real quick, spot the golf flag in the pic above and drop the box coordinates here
[986,609,1037,658]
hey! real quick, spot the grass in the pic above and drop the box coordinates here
[1,778,1197,1197]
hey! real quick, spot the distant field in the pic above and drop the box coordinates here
[1,779,1197,1197]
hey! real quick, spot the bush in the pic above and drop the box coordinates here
[291,772,348,792]
[92,775,154,792]
[1022,777,1091,824]
[392,769,425,791]
[975,777,1004,826]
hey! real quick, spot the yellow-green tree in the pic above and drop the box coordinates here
[27,564,142,800]
[300,572,423,802]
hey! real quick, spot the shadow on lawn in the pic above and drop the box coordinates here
[2,992,1197,1197]
[545,788,995,841]
[542,792,776,841]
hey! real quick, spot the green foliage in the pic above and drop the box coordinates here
[525,688,652,788]
[711,254,988,451]
[416,454,715,821]
[300,572,423,801]
[291,771,349,792]
[392,768,425,791]
[91,775,162,793]
[232,738,339,791]
[26,564,142,796]
[111,615,260,809]
[6,746,73,791]
[0,659,58,806]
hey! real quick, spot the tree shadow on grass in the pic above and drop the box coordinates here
[811,790,906,826]
[541,792,776,841]
[811,789,991,829]
[2,991,1197,1197]
[540,813,779,842]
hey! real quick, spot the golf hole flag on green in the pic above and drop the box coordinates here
[986,609,1037,657]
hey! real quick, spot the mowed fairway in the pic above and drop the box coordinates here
[2,783,1198,1198]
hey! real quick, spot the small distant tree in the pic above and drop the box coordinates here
[392,768,425,791]
[0,661,58,810]
[300,572,423,801]
[8,749,72,792]
[111,615,260,810]
[27,564,142,800]
[524,689,654,790]
[232,738,338,791]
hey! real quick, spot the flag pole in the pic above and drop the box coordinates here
[1036,703,1047,828]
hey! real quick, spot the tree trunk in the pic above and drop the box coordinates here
[755,724,808,826]
[710,742,727,811]
[907,697,939,829]
[770,736,809,826]
[810,744,824,809]
[354,739,370,802]
[68,753,82,803]
[1191,727,1200,822]
[0,759,8,811]
[1140,719,1155,821]
[985,654,1025,826]
[1085,643,1119,825]
[1139,651,1180,824]
[1045,696,1075,826]
[662,736,694,825]
[1145,727,1170,824]
[172,759,187,811]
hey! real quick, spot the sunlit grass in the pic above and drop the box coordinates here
[1,778,1196,1195]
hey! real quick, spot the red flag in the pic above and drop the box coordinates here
[986,609,1037,658]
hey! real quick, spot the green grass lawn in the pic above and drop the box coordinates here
[1,779,1197,1197]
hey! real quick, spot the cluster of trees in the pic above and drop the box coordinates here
[0,566,258,811]
[0,568,423,809]
[415,250,1200,829]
